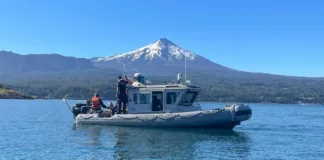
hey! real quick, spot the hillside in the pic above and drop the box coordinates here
[0,50,94,72]
[0,84,33,99]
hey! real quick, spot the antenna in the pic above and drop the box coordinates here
[185,56,187,83]
[123,60,126,78]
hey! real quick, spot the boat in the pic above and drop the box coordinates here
[63,73,252,129]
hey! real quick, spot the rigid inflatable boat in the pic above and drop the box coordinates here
[63,73,252,129]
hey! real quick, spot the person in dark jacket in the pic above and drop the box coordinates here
[152,95,162,111]
[116,75,132,114]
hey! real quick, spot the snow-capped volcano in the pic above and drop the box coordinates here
[92,38,233,75]
[96,38,197,62]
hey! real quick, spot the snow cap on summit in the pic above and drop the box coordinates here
[96,38,197,62]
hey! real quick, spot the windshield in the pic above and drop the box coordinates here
[179,91,198,106]
[167,92,181,104]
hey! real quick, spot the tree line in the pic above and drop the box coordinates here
[2,71,323,104]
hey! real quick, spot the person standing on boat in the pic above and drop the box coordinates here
[116,75,132,114]
[152,95,162,111]
[91,93,107,112]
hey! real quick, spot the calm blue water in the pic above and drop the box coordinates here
[0,100,323,160]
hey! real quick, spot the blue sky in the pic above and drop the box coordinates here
[0,0,323,77]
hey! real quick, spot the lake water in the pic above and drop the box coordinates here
[0,100,323,160]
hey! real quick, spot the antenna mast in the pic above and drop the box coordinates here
[185,56,187,83]
[123,61,126,77]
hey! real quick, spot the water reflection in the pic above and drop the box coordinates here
[74,125,252,160]
[89,126,102,146]
[113,127,252,160]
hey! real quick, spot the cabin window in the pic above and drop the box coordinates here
[133,93,138,104]
[179,91,198,106]
[140,93,151,104]
[167,92,180,104]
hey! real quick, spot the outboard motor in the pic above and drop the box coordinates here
[72,100,91,117]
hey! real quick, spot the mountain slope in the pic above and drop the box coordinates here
[92,38,234,75]
[0,50,94,72]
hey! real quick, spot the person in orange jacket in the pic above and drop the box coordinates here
[91,93,107,112]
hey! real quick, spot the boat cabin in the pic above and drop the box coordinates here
[126,73,201,114]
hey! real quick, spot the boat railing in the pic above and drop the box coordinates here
[81,106,93,113]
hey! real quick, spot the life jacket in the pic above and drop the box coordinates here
[91,96,101,109]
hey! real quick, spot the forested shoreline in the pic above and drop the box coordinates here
[2,73,323,104]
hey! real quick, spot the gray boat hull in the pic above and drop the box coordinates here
[75,104,252,129]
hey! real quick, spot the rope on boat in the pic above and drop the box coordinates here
[61,94,76,121]
[115,110,214,122]
[136,115,159,122]
[77,108,228,122]
[176,111,202,118]
[37,110,53,121]
[80,115,94,119]
[116,114,158,122]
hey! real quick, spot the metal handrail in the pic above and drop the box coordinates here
[81,106,93,114]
